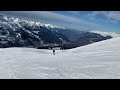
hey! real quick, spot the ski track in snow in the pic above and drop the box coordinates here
[0,37,120,79]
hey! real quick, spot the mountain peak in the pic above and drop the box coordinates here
[1,15,65,30]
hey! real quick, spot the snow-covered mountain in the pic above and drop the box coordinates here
[0,15,71,48]
[90,30,120,38]
[0,37,120,79]
[1,15,65,29]
[0,14,112,49]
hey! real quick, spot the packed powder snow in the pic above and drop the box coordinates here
[0,37,120,79]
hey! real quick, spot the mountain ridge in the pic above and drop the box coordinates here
[0,15,113,49]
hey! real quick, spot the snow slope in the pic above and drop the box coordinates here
[0,37,120,79]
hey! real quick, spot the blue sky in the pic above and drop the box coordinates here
[0,11,120,33]
[52,11,120,33]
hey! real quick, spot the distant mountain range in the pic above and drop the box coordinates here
[0,15,115,49]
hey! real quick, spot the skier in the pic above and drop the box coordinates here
[53,49,55,55]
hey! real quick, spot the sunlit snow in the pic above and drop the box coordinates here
[0,37,120,79]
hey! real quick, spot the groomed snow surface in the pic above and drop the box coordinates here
[0,37,120,79]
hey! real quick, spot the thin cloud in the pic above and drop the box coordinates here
[89,11,120,23]
[0,11,99,31]
[67,11,80,15]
